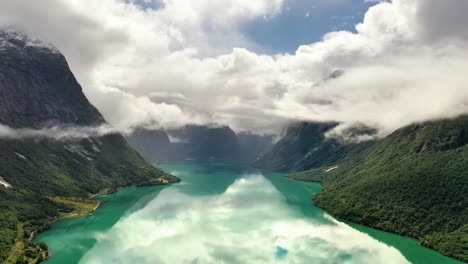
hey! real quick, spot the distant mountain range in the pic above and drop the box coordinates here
[126,125,274,164]
[0,29,179,263]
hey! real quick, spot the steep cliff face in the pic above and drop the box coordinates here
[237,132,274,161]
[126,125,263,164]
[128,125,251,163]
[0,30,178,262]
[167,125,249,163]
[255,122,374,172]
[126,128,172,163]
[0,29,104,128]
[0,29,178,193]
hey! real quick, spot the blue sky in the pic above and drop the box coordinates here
[133,0,378,54]
[242,0,376,53]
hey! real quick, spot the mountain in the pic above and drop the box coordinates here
[167,125,249,163]
[255,122,375,172]
[290,116,468,262]
[0,30,103,128]
[125,128,172,163]
[237,132,274,161]
[127,125,257,164]
[0,30,179,263]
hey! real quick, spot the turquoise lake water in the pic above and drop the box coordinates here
[37,163,463,264]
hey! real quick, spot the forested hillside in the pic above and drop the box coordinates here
[290,116,468,262]
[0,30,179,263]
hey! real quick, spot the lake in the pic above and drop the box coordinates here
[37,163,463,264]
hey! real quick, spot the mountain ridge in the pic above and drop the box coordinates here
[255,121,376,172]
[289,116,468,262]
[0,29,179,263]
[126,125,274,164]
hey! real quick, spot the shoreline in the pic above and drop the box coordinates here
[34,178,180,263]
[25,165,463,263]
[89,176,182,199]
[288,176,465,263]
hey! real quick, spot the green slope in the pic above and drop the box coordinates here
[291,116,468,262]
[0,30,179,263]
[0,135,179,263]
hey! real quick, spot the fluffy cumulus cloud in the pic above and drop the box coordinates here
[0,0,467,136]
[79,172,409,263]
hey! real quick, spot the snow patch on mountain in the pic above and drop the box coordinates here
[15,152,27,160]
[0,177,12,189]
[0,27,59,53]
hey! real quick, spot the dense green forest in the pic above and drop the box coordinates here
[0,136,179,263]
[290,116,468,262]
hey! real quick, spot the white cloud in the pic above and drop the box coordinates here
[0,124,119,140]
[1,0,468,136]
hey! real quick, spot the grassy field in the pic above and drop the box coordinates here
[49,196,100,219]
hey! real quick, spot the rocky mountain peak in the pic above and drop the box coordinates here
[0,27,58,52]
[0,28,105,128]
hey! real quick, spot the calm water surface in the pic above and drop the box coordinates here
[37,163,463,264]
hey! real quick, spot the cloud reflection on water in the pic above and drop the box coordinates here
[80,173,409,264]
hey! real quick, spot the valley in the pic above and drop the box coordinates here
[36,163,463,264]
[1,3,467,261]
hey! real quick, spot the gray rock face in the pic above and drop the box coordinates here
[167,125,248,163]
[237,132,274,161]
[126,128,172,163]
[0,30,104,128]
[255,122,338,172]
[255,122,376,172]
[0,29,177,195]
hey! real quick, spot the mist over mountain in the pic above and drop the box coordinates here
[0,0,468,262]
[0,29,178,262]
[126,125,274,164]
[0,29,104,128]
[256,122,376,172]
[289,116,468,262]
[253,115,468,261]
[2,0,468,136]
[125,128,172,163]
[166,125,248,163]
[237,132,275,161]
